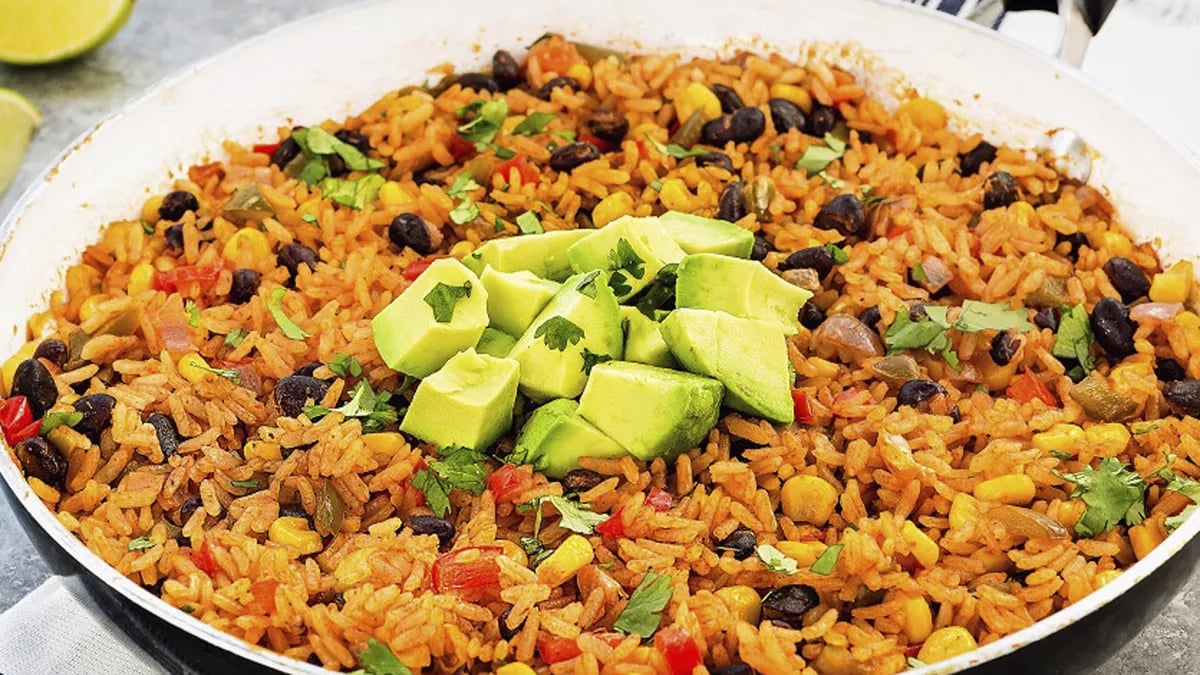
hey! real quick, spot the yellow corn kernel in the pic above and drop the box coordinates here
[362,432,405,456]
[448,240,475,258]
[1094,569,1122,589]
[593,191,635,227]
[127,262,157,295]
[222,227,271,268]
[27,311,56,339]
[900,595,933,644]
[658,178,697,212]
[141,195,164,226]
[674,82,722,123]
[536,534,594,586]
[243,440,282,462]
[979,358,1018,392]
[1013,201,1036,228]
[781,475,839,526]
[901,520,939,568]
[1032,423,1085,456]
[1128,523,1163,560]
[177,352,213,384]
[496,664,537,675]
[78,295,104,323]
[948,493,978,530]
[714,585,761,624]
[769,83,813,113]
[1085,423,1131,458]
[1149,260,1194,304]
[501,114,525,134]
[973,474,1036,506]
[777,541,827,568]
[268,517,323,555]
[897,97,947,132]
[1,341,38,396]
[917,626,977,664]
[333,548,374,590]
[1102,231,1133,257]
[805,357,840,379]
[378,181,411,207]
[566,62,593,89]
[1178,311,1200,330]
[971,548,1012,573]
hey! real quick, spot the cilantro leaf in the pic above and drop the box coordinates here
[953,300,1033,333]
[516,211,544,234]
[304,380,397,433]
[493,146,516,160]
[910,262,928,283]
[886,301,1031,367]
[224,328,248,348]
[575,270,601,299]
[512,112,557,135]
[810,543,843,575]
[267,287,311,340]
[795,133,847,175]
[423,281,473,323]
[301,213,319,224]
[319,174,386,210]
[756,543,799,574]
[1166,473,1200,502]
[355,638,412,675]
[643,133,709,160]
[40,410,83,435]
[230,478,260,489]
[295,127,385,172]
[825,244,849,265]
[1061,458,1148,537]
[140,220,155,234]
[296,157,330,185]
[447,173,482,197]
[1166,504,1197,533]
[520,495,607,535]
[127,535,155,551]
[649,179,663,192]
[185,301,202,328]
[581,349,613,375]
[607,238,645,297]
[1052,303,1096,373]
[411,469,451,517]
[193,362,242,384]
[534,316,584,351]
[885,311,948,352]
[330,353,363,378]
[449,199,480,225]
[817,170,844,189]
[521,535,556,567]
[410,447,487,517]
[1133,423,1159,436]
[613,570,673,637]
[458,99,509,148]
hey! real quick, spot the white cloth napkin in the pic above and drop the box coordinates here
[0,576,168,675]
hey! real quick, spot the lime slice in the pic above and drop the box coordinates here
[0,88,41,198]
[0,0,134,65]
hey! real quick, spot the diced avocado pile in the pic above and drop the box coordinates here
[372,212,812,477]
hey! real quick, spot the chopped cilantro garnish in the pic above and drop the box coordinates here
[825,244,850,265]
[330,353,363,378]
[180,605,196,614]
[224,328,248,349]
[493,215,507,233]
[184,301,201,328]
[1052,303,1096,373]
[607,238,645,297]
[534,316,584,351]
[267,287,311,340]
[353,638,412,675]
[885,300,1032,368]
[1049,450,1072,460]
[447,173,481,196]
[516,211,544,234]
[795,133,847,175]
[520,535,555,567]
[1166,504,1197,533]
[301,213,319,224]
[643,133,709,160]
[410,446,487,517]
[575,270,601,299]
[319,174,386,210]
[493,146,517,160]
[817,170,844,189]
[581,349,613,375]
[552,130,577,142]
[194,362,242,384]
[907,657,928,670]
[519,495,607,535]
[294,127,384,172]
[1061,457,1147,537]
[910,262,928,283]
[613,570,673,637]
[457,99,509,148]
[513,112,557,135]
[40,410,83,435]
[423,281,473,323]
[649,179,663,192]
[756,543,798,574]
[810,543,843,575]
[1133,423,1160,435]
[304,380,398,434]
[140,220,155,234]
[448,199,480,225]
[128,535,154,551]
[230,478,260,489]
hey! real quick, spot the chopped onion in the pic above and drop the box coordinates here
[917,256,953,294]
[1130,302,1183,323]
[812,314,884,362]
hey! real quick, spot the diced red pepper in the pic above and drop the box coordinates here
[596,509,625,538]
[792,390,814,424]
[448,135,476,160]
[655,626,703,675]
[7,419,40,446]
[432,546,502,603]
[537,635,582,664]
[635,139,648,159]
[186,540,219,575]
[0,396,40,446]
[488,463,535,504]
[579,132,613,154]
[646,488,672,512]
[1006,371,1058,407]
[886,225,912,239]
[252,142,281,156]
[403,258,438,281]
[153,264,223,293]
[496,154,539,185]
[248,579,279,613]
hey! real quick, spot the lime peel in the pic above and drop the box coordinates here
[0,0,134,65]
[0,87,41,198]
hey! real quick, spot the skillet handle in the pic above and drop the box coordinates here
[971,0,1119,67]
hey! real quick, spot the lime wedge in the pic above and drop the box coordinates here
[0,0,134,65]
[0,88,41,198]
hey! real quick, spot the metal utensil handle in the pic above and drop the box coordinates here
[969,0,1119,67]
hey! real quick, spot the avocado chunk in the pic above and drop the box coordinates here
[508,270,624,401]
[509,399,630,477]
[660,308,794,424]
[566,216,686,301]
[463,230,593,282]
[674,253,812,336]
[620,306,677,368]
[658,211,755,258]
[476,327,517,358]
[372,258,488,378]
[577,361,723,460]
[399,348,520,450]
[480,267,560,337]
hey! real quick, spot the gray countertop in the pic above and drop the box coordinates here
[0,1,1197,672]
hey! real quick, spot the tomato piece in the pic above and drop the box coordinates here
[252,143,280,156]
[153,264,223,293]
[646,488,672,512]
[596,509,624,538]
[496,154,540,185]
[432,546,502,603]
[655,626,703,675]
[6,419,41,446]
[488,463,535,504]
[186,540,219,575]
[403,258,439,281]
[0,396,32,431]
[635,139,648,160]
[886,225,912,239]
[448,135,476,160]
[1006,371,1058,407]
[528,35,583,77]
[537,635,582,664]
[579,133,613,154]
[792,390,814,424]
[249,580,279,613]
[593,632,627,648]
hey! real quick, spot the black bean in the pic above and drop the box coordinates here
[718,181,747,223]
[813,194,865,237]
[715,527,756,560]
[702,107,766,146]
[12,358,57,418]
[279,502,309,519]
[761,585,819,629]
[587,109,629,145]
[549,142,600,173]
[805,105,838,137]
[1156,358,1187,382]
[308,590,345,608]
[388,213,434,254]
[277,243,319,286]
[159,190,200,222]
[536,76,581,100]
[958,141,997,177]
[274,375,330,418]
[293,362,323,379]
[896,379,946,408]
[228,269,261,304]
[1057,232,1090,262]
[72,393,116,442]
[170,496,203,527]
[405,514,456,549]
[15,437,67,486]
[164,224,184,249]
[326,154,348,177]
[455,72,499,93]
[492,50,521,90]
[333,129,371,155]
[750,235,769,262]
[562,468,604,494]
[908,303,928,322]
[950,405,962,423]
[147,412,183,458]
[711,666,753,675]
[1090,297,1137,359]
[768,98,806,134]
[710,83,745,113]
[799,301,826,330]
[34,339,68,369]
[780,246,835,277]
[269,137,302,168]
[1034,306,1060,331]
[694,152,733,173]
[1164,380,1200,416]
[990,332,1018,366]
[1102,257,1151,304]
[983,171,1018,210]
[497,606,524,640]
[858,306,882,333]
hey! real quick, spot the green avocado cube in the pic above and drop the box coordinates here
[566,216,686,301]
[509,399,630,477]
[658,211,755,258]
[463,230,594,282]
[371,258,488,378]
[660,308,794,424]
[476,327,517,358]
[674,253,812,336]
[577,361,723,460]
[480,267,560,337]
[620,306,677,368]
[508,270,625,402]
[399,348,520,450]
